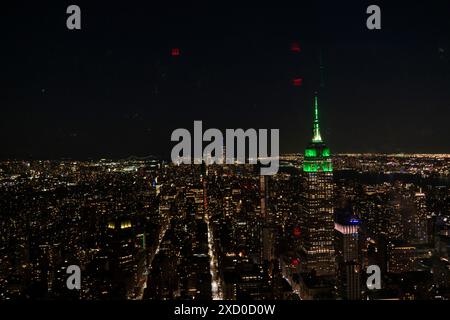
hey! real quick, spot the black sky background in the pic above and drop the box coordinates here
[1,1,450,159]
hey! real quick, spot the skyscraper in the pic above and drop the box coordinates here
[299,95,335,277]
[260,174,275,265]
[335,211,361,300]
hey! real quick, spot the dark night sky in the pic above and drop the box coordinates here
[1,1,450,159]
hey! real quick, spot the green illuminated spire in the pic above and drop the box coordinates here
[303,94,332,173]
[312,95,323,143]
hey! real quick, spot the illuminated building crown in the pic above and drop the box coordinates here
[312,95,322,143]
[303,94,332,172]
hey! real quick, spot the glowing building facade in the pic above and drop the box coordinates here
[299,95,335,277]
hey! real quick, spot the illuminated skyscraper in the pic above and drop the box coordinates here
[260,175,275,264]
[299,95,335,277]
[413,189,429,244]
[335,211,361,300]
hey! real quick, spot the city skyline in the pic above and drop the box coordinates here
[2,0,450,307]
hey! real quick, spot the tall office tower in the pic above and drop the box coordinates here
[414,189,429,244]
[335,210,361,300]
[299,95,335,277]
[102,218,139,298]
[260,175,275,264]
[106,219,136,274]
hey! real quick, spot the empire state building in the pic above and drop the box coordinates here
[299,94,335,277]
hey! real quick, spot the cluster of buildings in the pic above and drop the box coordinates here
[1,98,450,300]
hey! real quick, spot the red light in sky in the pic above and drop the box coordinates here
[291,42,301,53]
[171,48,180,56]
[292,78,303,86]
[293,227,301,237]
[291,258,300,266]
